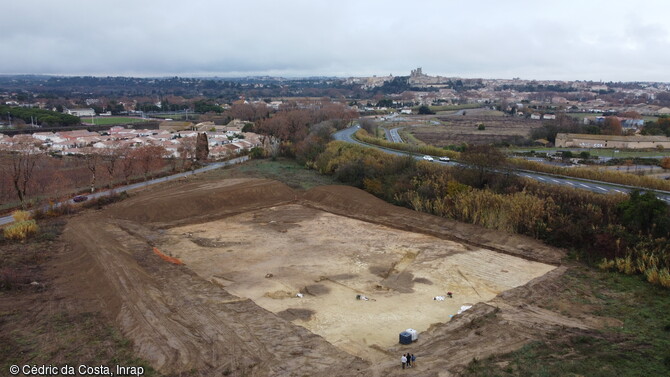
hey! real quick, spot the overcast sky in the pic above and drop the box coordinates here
[2,0,670,82]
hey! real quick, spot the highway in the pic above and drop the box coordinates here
[333,125,670,203]
[388,127,404,143]
[0,155,250,226]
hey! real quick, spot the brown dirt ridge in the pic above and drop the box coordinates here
[57,178,611,376]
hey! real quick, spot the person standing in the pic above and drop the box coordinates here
[406,352,412,368]
[411,354,416,367]
[401,354,407,369]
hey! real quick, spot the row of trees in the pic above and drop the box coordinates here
[0,105,80,128]
[0,137,206,209]
[641,116,670,137]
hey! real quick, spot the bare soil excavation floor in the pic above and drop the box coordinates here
[53,177,613,376]
[159,204,555,362]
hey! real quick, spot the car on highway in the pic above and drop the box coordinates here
[422,155,434,161]
[438,156,450,162]
[73,195,88,203]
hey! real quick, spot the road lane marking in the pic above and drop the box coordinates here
[595,186,608,191]
[536,176,546,181]
[579,183,590,188]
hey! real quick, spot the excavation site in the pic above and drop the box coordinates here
[59,178,589,376]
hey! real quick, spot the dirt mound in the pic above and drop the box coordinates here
[107,178,297,227]
[60,214,365,376]
[302,185,564,265]
[376,267,606,375]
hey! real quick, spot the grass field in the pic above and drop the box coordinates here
[462,267,670,377]
[83,117,149,125]
[152,114,200,120]
[197,158,337,190]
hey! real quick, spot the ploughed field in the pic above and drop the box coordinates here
[410,116,541,146]
[60,178,601,376]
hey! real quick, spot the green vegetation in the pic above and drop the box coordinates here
[194,100,224,113]
[417,105,435,115]
[0,105,80,127]
[462,268,670,377]
[642,116,670,136]
[200,158,336,190]
[84,116,148,125]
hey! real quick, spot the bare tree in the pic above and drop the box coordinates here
[101,147,123,189]
[132,145,167,181]
[80,148,102,193]
[178,137,197,171]
[119,145,136,185]
[9,141,43,208]
[459,145,509,188]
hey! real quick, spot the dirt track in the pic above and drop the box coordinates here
[58,178,612,376]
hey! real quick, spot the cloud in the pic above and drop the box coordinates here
[1,0,670,81]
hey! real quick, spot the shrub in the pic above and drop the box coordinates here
[4,220,39,241]
[249,146,265,159]
[12,210,32,222]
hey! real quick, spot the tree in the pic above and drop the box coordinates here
[661,157,670,170]
[102,148,123,188]
[376,99,394,108]
[618,190,670,237]
[359,118,377,135]
[81,149,102,193]
[458,145,508,188]
[119,145,136,185]
[8,142,43,208]
[417,105,435,115]
[241,123,254,133]
[195,133,209,161]
[132,145,167,181]
[602,116,623,135]
[178,137,197,171]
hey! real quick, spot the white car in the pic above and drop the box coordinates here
[422,155,434,161]
[438,156,450,162]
